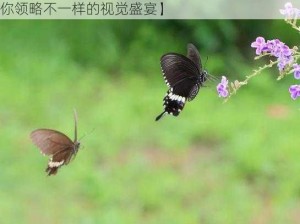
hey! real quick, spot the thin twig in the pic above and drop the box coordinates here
[223,60,278,103]
[286,19,300,32]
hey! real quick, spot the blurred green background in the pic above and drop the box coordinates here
[1,20,300,223]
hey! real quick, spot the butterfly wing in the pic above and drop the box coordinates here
[160,53,200,87]
[187,43,202,71]
[171,76,200,100]
[30,129,74,156]
[46,148,74,175]
[156,44,207,121]
[187,83,200,101]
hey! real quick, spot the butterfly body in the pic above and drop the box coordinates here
[30,111,80,176]
[156,44,208,121]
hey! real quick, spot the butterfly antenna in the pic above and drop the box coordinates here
[79,128,96,141]
[204,56,208,69]
[73,109,78,142]
[203,56,219,83]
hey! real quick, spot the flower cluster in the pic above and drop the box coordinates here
[250,35,300,100]
[251,37,294,72]
[216,76,229,98]
[280,2,300,20]
[216,2,300,102]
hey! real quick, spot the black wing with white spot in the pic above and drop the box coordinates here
[160,53,200,87]
[156,44,208,121]
[155,89,186,121]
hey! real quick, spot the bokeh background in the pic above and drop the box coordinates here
[1,20,300,223]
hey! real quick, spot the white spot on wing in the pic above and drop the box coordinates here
[167,92,185,103]
[161,67,171,87]
[48,160,64,168]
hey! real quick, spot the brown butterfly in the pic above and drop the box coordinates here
[30,110,81,176]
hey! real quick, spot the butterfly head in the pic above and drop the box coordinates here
[74,141,81,152]
[199,70,208,85]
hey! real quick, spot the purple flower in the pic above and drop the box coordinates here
[280,2,300,19]
[217,76,229,98]
[289,85,300,100]
[277,55,294,72]
[251,37,266,55]
[265,39,292,58]
[280,44,292,57]
[265,39,281,57]
[251,37,294,71]
[293,64,300,79]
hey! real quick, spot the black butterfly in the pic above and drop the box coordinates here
[30,110,81,176]
[155,43,208,121]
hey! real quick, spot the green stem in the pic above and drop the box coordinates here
[223,60,278,103]
[240,60,278,85]
[287,20,300,32]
